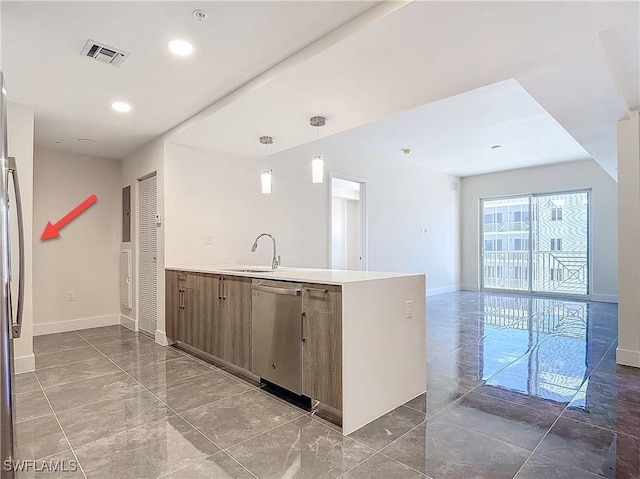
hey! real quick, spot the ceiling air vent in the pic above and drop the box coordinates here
[80,40,129,67]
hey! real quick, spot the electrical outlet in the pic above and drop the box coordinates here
[405,300,413,318]
[202,235,213,244]
[67,291,76,301]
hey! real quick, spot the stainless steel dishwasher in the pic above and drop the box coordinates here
[251,279,302,394]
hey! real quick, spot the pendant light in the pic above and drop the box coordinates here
[310,116,326,184]
[259,136,273,194]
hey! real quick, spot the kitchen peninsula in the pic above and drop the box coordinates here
[165,265,426,435]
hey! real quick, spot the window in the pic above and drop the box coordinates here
[550,268,564,282]
[496,239,503,251]
[513,238,529,251]
[512,266,528,279]
[512,210,530,222]
[484,212,503,223]
[551,206,563,221]
[485,240,494,252]
[551,238,563,251]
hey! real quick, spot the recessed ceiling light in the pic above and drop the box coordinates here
[77,138,95,144]
[401,148,412,155]
[490,145,502,150]
[169,40,194,57]
[112,102,131,113]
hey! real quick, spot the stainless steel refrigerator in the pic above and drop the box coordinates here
[0,71,26,479]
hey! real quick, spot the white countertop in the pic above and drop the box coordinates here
[166,264,424,285]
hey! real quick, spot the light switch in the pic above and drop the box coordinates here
[405,300,413,318]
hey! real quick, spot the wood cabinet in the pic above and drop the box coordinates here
[166,270,251,370]
[302,283,342,411]
[219,276,252,370]
[166,270,202,347]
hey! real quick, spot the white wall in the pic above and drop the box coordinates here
[617,111,640,367]
[165,139,462,295]
[120,138,166,343]
[461,159,618,301]
[33,148,121,335]
[7,102,34,372]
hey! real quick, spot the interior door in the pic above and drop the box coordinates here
[138,174,157,335]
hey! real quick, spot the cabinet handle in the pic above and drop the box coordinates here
[179,289,184,309]
[222,277,226,300]
[305,287,329,294]
[218,278,222,300]
[301,312,307,343]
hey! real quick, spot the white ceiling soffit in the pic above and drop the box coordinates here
[516,50,629,180]
[270,79,592,178]
[1,1,376,159]
[170,1,637,179]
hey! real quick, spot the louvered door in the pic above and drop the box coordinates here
[138,174,158,335]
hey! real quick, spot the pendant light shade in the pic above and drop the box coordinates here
[310,116,326,184]
[261,169,272,194]
[311,154,324,184]
[259,136,274,195]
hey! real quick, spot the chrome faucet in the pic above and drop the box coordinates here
[251,233,280,269]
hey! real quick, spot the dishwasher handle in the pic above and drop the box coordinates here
[252,284,301,296]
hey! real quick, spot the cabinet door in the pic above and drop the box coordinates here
[220,276,252,369]
[199,274,223,357]
[302,308,342,410]
[179,274,202,349]
[166,285,181,342]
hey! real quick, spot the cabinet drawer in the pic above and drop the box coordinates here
[302,284,341,313]
[167,270,200,289]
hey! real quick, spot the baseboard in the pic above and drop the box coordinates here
[616,347,640,368]
[14,354,35,374]
[33,314,120,336]
[589,294,618,303]
[155,329,170,346]
[461,284,479,292]
[120,314,138,331]
[427,285,461,296]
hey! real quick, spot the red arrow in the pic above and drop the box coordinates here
[41,194,98,240]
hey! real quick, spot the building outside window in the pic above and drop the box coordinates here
[551,206,563,221]
[551,238,563,251]
[550,268,563,282]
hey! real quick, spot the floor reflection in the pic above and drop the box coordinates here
[421,291,639,478]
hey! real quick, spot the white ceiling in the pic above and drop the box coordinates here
[298,79,592,177]
[2,1,637,179]
[1,1,375,159]
[169,1,637,179]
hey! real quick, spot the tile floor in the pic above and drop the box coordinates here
[13,292,640,478]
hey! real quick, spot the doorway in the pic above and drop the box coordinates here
[481,190,590,296]
[330,175,366,270]
[138,174,157,335]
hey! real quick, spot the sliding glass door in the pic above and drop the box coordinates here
[481,191,589,296]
